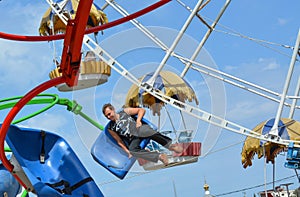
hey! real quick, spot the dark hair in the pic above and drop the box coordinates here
[102,103,114,114]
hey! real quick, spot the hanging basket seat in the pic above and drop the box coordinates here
[137,142,201,171]
[49,58,111,92]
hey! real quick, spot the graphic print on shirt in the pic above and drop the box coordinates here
[113,110,137,137]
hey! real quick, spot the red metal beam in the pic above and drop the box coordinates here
[59,0,93,86]
[0,0,171,42]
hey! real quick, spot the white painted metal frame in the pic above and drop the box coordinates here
[46,0,300,147]
[270,29,300,136]
[105,0,300,109]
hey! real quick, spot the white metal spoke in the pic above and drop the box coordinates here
[104,0,299,109]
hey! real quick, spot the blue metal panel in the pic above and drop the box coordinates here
[5,124,104,197]
[285,142,300,169]
[0,162,20,196]
[91,118,153,179]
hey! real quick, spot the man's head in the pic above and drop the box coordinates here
[102,103,117,121]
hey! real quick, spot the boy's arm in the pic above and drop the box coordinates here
[108,129,132,158]
[124,107,145,127]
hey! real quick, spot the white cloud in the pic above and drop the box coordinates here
[259,57,280,70]
[0,2,54,95]
[190,79,207,89]
[277,17,288,26]
[112,93,128,109]
[224,65,238,71]
[226,100,277,124]
[24,112,68,132]
[0,1,47,34]
[0,41,53,93]
[221,57,285,93]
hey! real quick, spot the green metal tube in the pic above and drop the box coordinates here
[0,94,59,124]
[78,111,104,131]
[4,146,11,152]
[21,190,28,197]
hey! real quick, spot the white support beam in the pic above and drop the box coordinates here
[289,77,300,118]
[270,29,300,136]
[146,0,205,86]
[102,0,300,110]
[181,0,231,77]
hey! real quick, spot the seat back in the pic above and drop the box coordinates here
[5,124,104,197]
[91,117,154,179]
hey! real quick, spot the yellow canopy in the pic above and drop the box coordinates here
[241,118,300,168]
[39,0,108,36]
[124,70,199,116]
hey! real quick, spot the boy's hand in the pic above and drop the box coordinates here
[136,121,142,128]
[128,152,133,158]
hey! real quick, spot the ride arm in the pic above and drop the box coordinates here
[57,98,104,131]
[0,94,104,131]
[4,146,11,152]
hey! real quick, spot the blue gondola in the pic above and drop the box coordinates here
[285,142,300,170]
[5,124,104,197]
[91,118,153,179]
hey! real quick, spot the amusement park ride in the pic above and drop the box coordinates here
[0,0,299,196]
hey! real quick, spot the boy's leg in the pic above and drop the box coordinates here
[150,132,172,148]
[150,133,183,153]
[128,137,160,163]
[128,137,169,165]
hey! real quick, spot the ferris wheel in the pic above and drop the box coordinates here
[40,0,300,146]
[0,0,299,196]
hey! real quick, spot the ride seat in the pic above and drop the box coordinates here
[5,124,104,197]
[91,117,156,179]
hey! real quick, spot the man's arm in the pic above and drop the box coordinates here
[108,129,132,158]
[124,107,145,127]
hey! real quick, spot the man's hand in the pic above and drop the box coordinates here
[125,107,145,127]
[136,120,142,128]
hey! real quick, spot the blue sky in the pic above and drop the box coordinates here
[0,0,300,196]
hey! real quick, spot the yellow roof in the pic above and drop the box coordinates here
[241,118,300,168]
[39,0,108,36]
[124,70,199,116]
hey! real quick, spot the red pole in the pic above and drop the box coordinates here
[0,77,65,189]
[59,0,93,86]
[0,0,171,42]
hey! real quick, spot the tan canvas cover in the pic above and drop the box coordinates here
[49,60,111,79]
[124,70,199,116]
[241,118,300,168]
[39,0,108,36]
